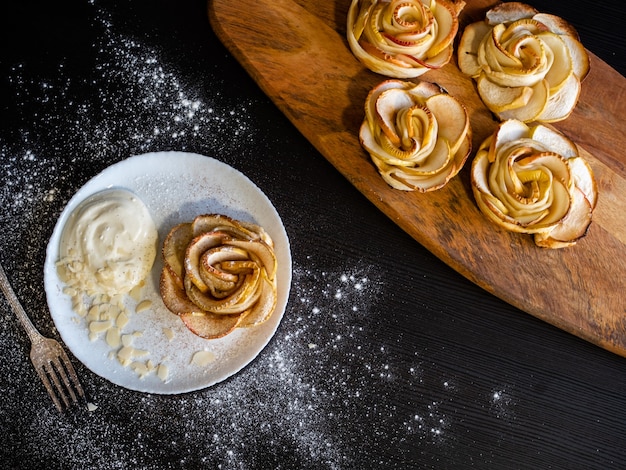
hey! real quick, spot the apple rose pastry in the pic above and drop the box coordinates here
[360,79,471,191]
[471,120,598,248]
[347,0,465,78]
[159,214,278,339]
[458,2,590,123]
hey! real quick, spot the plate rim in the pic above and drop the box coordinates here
[43,151,292,394]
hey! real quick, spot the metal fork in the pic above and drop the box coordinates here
[0,262,85,412]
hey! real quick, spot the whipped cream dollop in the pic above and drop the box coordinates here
[59,188,158,296]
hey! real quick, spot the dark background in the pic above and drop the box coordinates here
[0,1,625,469]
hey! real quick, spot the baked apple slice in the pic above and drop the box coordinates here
[159,214,279,339]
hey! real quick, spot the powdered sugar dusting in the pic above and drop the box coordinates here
[1,3,260,295]
[490,387,516,421]
[0,2,481,467]
[12,261,388,468]
[1,4,257,233]
[3,254,474,468]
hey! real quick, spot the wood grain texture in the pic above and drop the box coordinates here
[208,0,626,355]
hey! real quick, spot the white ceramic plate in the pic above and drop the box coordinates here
[44,152,291,394]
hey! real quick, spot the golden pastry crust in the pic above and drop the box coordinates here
[347,0,465,78]
[360,79,471,192]
[471,120,597,248]
[159,214,278,339]
[458,2,590,123]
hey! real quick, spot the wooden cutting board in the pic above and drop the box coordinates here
[209,0,626,356]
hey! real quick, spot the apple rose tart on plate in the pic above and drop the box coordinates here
[471,120,597,248]
[458,2,589,123]
[347,0,465,78]
[360,79,471,191]
[159,214,278,339]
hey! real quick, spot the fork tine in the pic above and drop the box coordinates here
[57,353,85,402]
[51,356,78,403]
[34,364,65,412]
[0,263,86,411]
[45,360,72,409]
[29,340,86,411]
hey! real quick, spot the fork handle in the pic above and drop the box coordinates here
[0,263,41,344]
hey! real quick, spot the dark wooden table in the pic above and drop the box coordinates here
[0,1,624,468]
